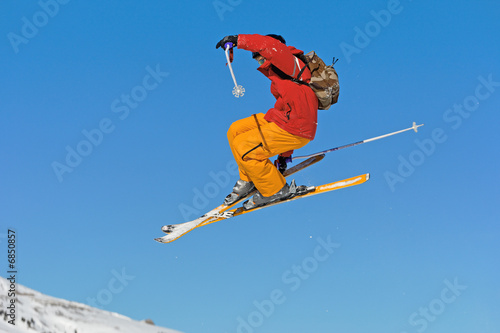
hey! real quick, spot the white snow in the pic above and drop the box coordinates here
[0,276,182,333]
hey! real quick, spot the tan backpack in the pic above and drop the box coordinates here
[271,51,340,110]
[301,51,340,110]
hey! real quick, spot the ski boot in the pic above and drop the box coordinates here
[224,179,255,206]
[243,180,297,210]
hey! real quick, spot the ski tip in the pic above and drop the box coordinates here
[154,236,174,244]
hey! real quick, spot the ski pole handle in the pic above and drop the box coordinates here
[224,42,234,50]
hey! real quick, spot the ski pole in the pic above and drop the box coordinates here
[224,43,245,98]
[293,122,424,161]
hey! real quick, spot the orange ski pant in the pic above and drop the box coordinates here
[227,113,310,197]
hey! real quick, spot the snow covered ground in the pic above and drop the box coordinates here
[0,277,181,333]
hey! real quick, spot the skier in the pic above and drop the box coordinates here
[216,34,319,210]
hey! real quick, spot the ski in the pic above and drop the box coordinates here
[199,173,369,227]
[154,172,369,244]
[154,154,324,244]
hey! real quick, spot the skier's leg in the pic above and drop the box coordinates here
[224,114,269,205]
[227,113,268,182]
[232,120,309,197]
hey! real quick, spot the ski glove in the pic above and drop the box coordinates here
[216,35,238,50]
[274,153,293,174]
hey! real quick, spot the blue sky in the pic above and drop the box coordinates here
[1,0,499,332]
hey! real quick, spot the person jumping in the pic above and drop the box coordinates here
[215,34,319,210]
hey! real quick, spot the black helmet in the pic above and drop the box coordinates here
[266,34,286,45]
[252,34,286,59]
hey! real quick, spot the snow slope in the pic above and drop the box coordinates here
[0,277,181,333]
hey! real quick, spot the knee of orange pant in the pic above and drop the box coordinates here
[227,125,235,142]
[227,122,245,144]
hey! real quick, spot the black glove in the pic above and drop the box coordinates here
[216,35,238,50]
[274,154,293,174]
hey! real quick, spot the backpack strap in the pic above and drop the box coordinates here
[295,57,309,82]
[270,56,310,86]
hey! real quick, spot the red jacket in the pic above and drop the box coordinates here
[238,34,318,140]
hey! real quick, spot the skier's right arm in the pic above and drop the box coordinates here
[237,34,297,76]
